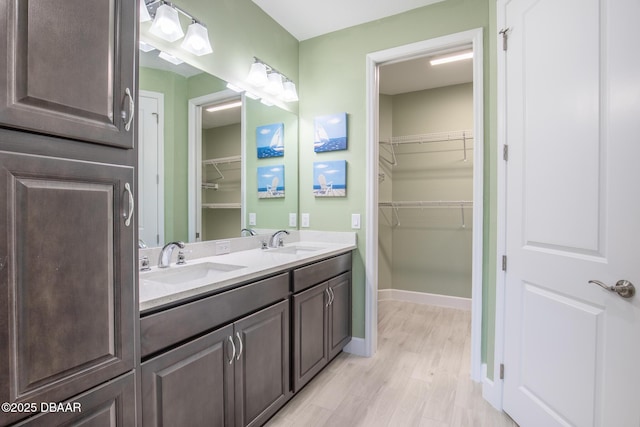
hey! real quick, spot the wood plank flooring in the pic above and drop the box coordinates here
[266,300,518,427]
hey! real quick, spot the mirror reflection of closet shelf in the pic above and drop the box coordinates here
[202,155,242,182]
[379,129,473,165]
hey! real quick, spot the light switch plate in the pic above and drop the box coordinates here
[249,212,256,226]
[351,213,361,229]
[301,213,310,228]
[289,213,297,227]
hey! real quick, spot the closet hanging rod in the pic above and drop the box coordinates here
[379,130,474,146]
[379,200,473,208]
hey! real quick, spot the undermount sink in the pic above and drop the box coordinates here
[269,245,324,255]
[141,262,247,285]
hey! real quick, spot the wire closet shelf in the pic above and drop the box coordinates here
[378,200,473,228]
[379,129,474,165]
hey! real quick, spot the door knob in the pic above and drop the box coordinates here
[588,280,635,299]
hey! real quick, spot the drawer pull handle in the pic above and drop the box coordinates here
[235,332,243,360]
[227,336,236,364]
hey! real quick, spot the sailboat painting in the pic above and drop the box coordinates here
[257,165,285,198]
[256,123,284,158]
[314,113,347,152]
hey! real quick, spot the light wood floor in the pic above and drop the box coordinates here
[266,300,518,427]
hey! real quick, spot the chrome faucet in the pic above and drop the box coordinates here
[158,241,185,268]
[269,230,289,248]
[241,228,257,237]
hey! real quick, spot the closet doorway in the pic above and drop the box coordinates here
[365,29,484,381]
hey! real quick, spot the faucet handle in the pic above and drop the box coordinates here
[139,256,151,271]
[278,237,285,247]
[261,240,268,250]
[176,251,187,265]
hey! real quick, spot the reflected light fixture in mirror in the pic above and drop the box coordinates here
[149,4,184,42]
[182,22,213,56]
[244,57,299,104]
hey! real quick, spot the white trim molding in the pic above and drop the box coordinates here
[365,28,484,380]
[343,337,367,357]
[378,289,472,311]
[482,364,504,410]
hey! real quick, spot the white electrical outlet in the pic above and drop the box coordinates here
[289,213,297,227]
[249,212,256,226]
[351,213,361,229]
[215,240,231,255]
[301,213,310,228]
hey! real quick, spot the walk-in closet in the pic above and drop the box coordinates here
[378,54,474,306]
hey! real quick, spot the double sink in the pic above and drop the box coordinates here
[140,244,324,286]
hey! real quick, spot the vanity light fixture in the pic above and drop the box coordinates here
[264,72,284,96]
[245,57,299,103]
[246,61,269,87]
[140,0,152,22]
[149,3,184,42]
[281,80,299,102]
[143,0,213,56]
[205,101,242,113]
[430,51,473,66]
[181,21,213,56]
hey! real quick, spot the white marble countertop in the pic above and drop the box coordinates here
[139,231,356,313]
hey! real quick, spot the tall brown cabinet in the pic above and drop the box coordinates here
[0,1,138,425]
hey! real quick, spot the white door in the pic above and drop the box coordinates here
[138,92,164,247]
[502,0,640,426]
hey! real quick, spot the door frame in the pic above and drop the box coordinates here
[187,90,246,242]
[364,28,485,381]
[139,90,165,247]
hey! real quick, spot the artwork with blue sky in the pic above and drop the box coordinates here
[314,112,347,152]
[257,123,284,158]
[313,160,346,197]
[257,165,285,198]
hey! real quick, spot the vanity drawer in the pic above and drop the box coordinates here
[292,252,352,293]
[140,272,289,358]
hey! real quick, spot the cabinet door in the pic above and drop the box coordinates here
[0,152,136,426]
[0,0,136,148]
[141,325,234,427]
[13,371,136,426]
[234,299,290,427]
[292,282,329,393]
[328,272,352,360]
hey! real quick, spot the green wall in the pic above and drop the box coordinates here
[298,0,498,375]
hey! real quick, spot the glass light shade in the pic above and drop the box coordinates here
[246,62,268,87]
[149,4,184,42]
[181,22,213,56]
[264,72,284,96]
[281,81,299,102]
[140,1,152,22]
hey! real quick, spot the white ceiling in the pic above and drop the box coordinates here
[251,0,445,41]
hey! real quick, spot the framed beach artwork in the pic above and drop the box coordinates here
[256,123,284,158]
[257,165,285,198]
[314,112,347,152]
[313,160,346,197]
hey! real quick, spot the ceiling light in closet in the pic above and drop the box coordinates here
[205,101,242,113]
[430,51,473,66]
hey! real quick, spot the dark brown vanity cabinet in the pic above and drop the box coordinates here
[141,286,290,427]
[292,254,352,392]
[0,1,138,426]
[0,0,137,148]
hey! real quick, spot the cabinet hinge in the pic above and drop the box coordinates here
[196,232,200,239]
[503,144,509,161]
[156,234,160,245]
[500,363,505,380]
[502,255,507,272]
[499,28,510,51]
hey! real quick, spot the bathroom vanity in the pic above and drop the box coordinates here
[138,233,355,427]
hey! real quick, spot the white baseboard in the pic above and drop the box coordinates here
[343,337,367,357]
[481,363,503,410]
[378,289,472,311]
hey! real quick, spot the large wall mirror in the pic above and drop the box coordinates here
[138,48,298,247]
